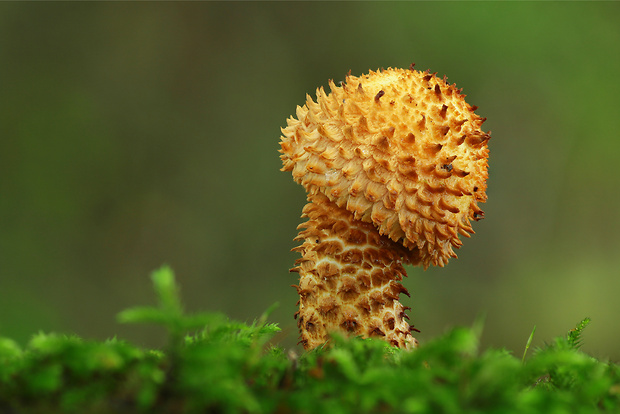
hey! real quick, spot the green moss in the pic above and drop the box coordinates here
[1,267,618,413]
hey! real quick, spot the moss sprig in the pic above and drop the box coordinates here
[1,268,618,414]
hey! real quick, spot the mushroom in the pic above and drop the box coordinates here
[279,66,490,350]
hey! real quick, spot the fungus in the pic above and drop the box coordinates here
[280,66,490,350]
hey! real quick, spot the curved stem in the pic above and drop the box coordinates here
[291,193,419,350]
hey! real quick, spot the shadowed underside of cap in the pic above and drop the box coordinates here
[280,67,489,268]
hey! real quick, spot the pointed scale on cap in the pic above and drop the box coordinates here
[281,67,489,268]
[280,66,490,349]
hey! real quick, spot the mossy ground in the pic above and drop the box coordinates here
[1,267,618,413]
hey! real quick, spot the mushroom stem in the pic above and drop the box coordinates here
[291,193,419,350]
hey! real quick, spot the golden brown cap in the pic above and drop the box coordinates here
[280,67,489,268]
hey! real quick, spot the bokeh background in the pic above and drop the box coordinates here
[2,2,620,360]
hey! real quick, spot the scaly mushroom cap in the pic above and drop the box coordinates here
[280,67,489,268]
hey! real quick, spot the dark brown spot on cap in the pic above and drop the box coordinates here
[439,104,448,118]
[434,84,442,98]
[403,133,415,145]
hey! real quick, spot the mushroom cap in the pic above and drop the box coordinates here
[280,67,490,268]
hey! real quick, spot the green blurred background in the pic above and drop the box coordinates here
[2,2,620,359]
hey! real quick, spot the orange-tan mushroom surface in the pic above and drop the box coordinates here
[280,67,490,350]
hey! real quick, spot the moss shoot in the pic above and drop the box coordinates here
[1,267,618,413]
